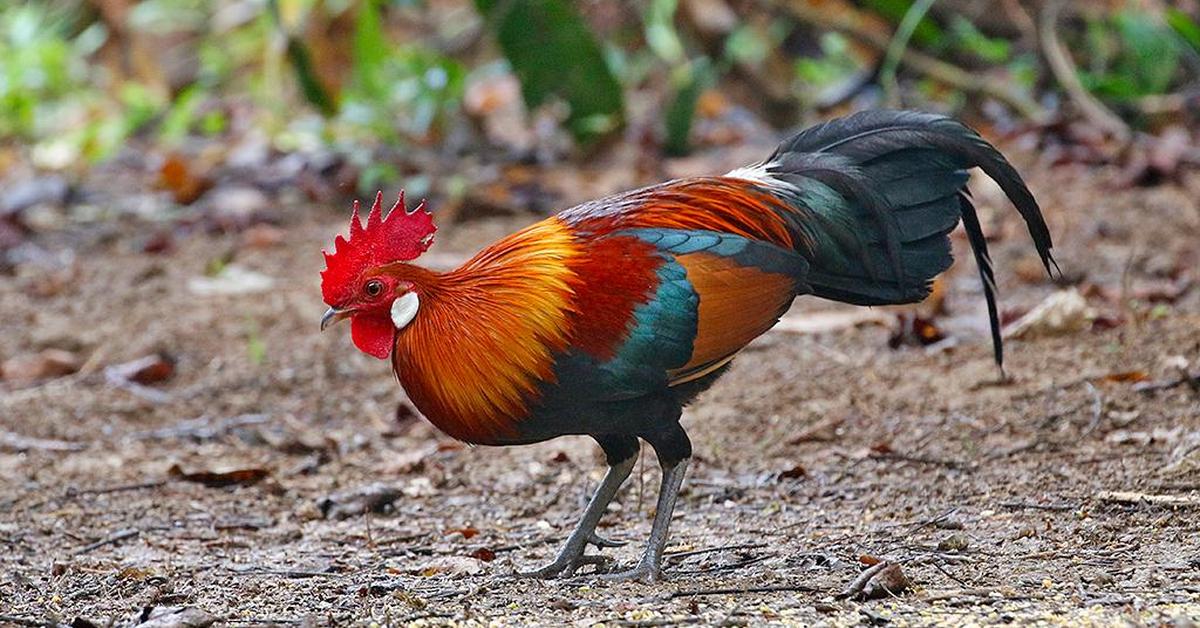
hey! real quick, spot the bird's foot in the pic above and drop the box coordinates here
[596,561,663,584]
[518,553,615,579]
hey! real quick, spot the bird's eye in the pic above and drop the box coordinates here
[364,279,384,297]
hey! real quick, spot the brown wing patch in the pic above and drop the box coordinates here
[669,252,797,383]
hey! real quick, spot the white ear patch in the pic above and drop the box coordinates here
[390,292,420,330]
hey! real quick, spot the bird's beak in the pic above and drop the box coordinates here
[320,307,350,331]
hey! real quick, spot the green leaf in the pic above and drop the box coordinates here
[863,0,945,48]
[644,0,684,63]
[352,0,389,99]
[285,35,338,116]
[1166,9,1200,54]
[475,0,625,145]
[950,16,1010,63]
[663,58,712,157]
[1113,11,1179,96]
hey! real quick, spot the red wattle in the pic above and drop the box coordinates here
[350,313,395,359]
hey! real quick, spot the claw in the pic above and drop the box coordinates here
[587,532,626,548]
[518,553,614,579]
[597,562,663,584]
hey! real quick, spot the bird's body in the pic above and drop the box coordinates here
[320,110,1056,582]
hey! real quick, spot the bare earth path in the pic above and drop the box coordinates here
[2,153,1199,626]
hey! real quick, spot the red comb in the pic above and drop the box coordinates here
[320,191,436,305]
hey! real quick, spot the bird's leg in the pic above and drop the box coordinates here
[602,418,691,584]
[519,436,638,579]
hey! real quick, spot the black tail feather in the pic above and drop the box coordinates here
[762,109,1055,368]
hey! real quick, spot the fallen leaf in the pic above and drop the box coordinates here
[109,353,176,385]
[778,464,807,480]
[840,561,911,600]
[775,309,890,335]
[445,527,480,540]
[159,154,213,205]
[187,265,275,296]
[1,349,80,385]
[129,605,217,628]
[168,464,269,488]
[318,482,402,520]
[1003,289,1096,340]
[1098,370,1150,384]
[937,534,970,553]
[888,314,946,349]
[239,224,285,249]
[414,555,484,577]
[469,547,497,562]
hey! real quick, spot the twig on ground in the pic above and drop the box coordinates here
[73,527,140,555]
[609,618,700,627]
[66,479,169,498]
[930,560,973,588]
[1134,371,1200,394]
[672,553,776,574]
[0,430,87,453]
[125,414,270,441]
[668,584,819,599]
[870,451,972,471]
[881,508,959,530]
[227,567,341,578]
[999,501,1077,512]
[0,616,69,628]
[666,542,768,563]
[1097,491,1200,508]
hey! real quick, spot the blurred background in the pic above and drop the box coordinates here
[4,2,1200,623]
[3,0,1200,224]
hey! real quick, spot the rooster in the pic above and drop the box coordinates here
[319,110,1055,583]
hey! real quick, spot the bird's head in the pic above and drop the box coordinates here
[319,191,437,359]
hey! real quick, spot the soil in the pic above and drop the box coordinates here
[2,145,1200,627]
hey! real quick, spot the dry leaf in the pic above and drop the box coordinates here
[775,309,890,335]
[1003,289,1096,340]
[1,349,80,384]
[187,265,275,296]
[1098,371,1150,384]
[159,154,213,205]
[168,464,269,488]
[319,482,402,519]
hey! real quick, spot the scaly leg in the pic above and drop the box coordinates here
[600,457,688,583]
[602,418,692,583]
[520,436,638,578]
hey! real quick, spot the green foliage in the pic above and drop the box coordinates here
[475,0,624,145]
[0,3,96,139]
[862,0,945,48]
[1081,10,1183,102]
[1166,9,1200,53]
[645,0,685,64]
[664,58,713,156]
[794,32,861,92]
[949,16,1010,63]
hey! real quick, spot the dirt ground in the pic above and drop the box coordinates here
[3,145,1200,627]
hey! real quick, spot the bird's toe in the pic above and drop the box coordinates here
[587,532,627,548]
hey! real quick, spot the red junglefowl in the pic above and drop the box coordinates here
[319,110,1055,583]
